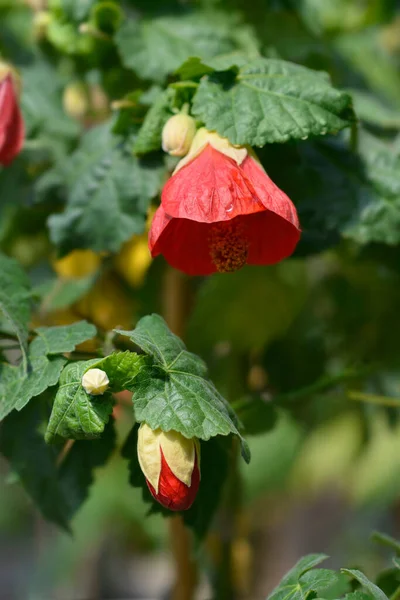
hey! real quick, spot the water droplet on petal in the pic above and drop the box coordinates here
[226,203,233,214]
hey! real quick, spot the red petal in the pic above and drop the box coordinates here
[161,144,265,222]
[149,205,300,275]
[149,205,216,275]
[146,448,200,512]
[0,75,24,166]
[241,155,300,230]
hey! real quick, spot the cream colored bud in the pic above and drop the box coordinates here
[173,127,248,173]
[82,368,109,395]
[137,423,200,494]
[162,113,197,157]
[63,82,89,120]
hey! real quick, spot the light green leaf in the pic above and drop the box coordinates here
[115,12,249,83]
[48,121,166,254]
[45,361,114,443]
[267,555,338,600]
[342,570,389,600]
[192,57,354,145]
[116,315,250,462]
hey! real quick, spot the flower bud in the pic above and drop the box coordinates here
[137,423,200,511]
[0,62,24,166]
[82,368,109,395]
[162,113,197,157]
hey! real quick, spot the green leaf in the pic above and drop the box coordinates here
[61,0,97,22]
[371,531,400,555]
[45,361,114,443]
[115,11,249,83]
[21,61,80,143]
[33,321,97,355]
[33,274,97,311]
[0,400,71,529]
[58,419,117,517]
[183,436,230,538]
[116,314,250,462]
[349,89,400,129]
[192,57,354,146]
[133,89,174,155]
[0,322,97,420]
[267,555,338,600]
[233,395,278,436]
[0,400,116,529]
[61,0,96,22]
[342,570,389,600]
[48,121,166,255]
[86,350,149,391]
[0,252,31,372]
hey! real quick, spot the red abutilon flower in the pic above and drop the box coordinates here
[149,128,300,275]
[0,62,24,166]
[137,423,200,511]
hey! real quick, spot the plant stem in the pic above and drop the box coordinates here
[162,266,197,600]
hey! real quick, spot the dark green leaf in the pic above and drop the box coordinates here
[0,400,70,529]
[33,321,97,355]
[192,57,354,146]
[58,419,117,517]
[116,314,250,462]
[48,121,166,254]
[115,12,250,83]
[0,252,31,371]
[45,361,114,443]
[133,89,174,155]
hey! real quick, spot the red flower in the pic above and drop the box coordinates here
[149,130,300,275]
[0,69,24,166]
[137,423,200,512]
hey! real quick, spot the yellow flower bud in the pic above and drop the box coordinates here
[162,113,197,157]
[63,82,90,120]
[82,368,109,395]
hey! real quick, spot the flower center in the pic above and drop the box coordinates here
[209,220,249,273]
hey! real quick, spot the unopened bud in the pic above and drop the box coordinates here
[63,82,89,120]
[162,112,196,157]
[137,423,200,511]
[82,368,109,395]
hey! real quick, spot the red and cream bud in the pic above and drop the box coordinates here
[137,423,200,511]
[162,112,197,157]
[0,62,24,166]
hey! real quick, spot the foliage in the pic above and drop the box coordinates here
[2,0,400,597]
